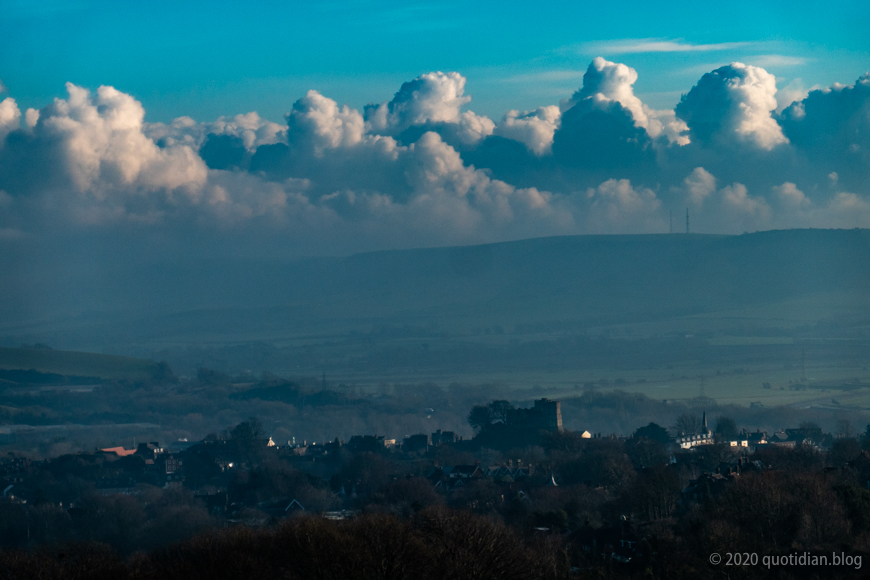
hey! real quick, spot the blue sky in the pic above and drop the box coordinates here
[1,0,870,329]
[2,0,868,123]
[0,0,869,272]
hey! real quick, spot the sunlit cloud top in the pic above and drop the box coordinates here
[0,0,867,266]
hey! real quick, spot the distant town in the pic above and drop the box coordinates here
[2,394,869,576]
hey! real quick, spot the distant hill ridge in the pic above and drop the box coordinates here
[305,228,870,321]
[2,229,868,347]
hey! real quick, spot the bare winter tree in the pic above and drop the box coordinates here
[671,414,702,436]
[836,419,855,438]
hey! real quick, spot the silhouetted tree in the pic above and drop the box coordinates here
[672,414,702,436]
[488,400,515,423]
[626,437,668,469]
[416,507,545,580]
[230,418,265,441]
[830,438,861,466]
[834,481,870,536]
[632,422,670,444]
[836,418,855,438]
[714,416,738,440]
[467,405,494,431]
[627,466,681,521]
[541,430,588,454]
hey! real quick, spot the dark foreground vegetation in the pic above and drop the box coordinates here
[1,477,869,580]
[3,415,870,579]
[1,465,869,580]
[0,509,568,580]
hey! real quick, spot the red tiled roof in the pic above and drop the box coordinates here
[100,447,137,457]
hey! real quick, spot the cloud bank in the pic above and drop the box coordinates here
[0,60,868,259]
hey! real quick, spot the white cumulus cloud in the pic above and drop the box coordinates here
[683,167,717,205]
[561,57,687,144]
[37,83,206,195]
[493,106,561,155]
[365,72,494,146]
[0,97,21,145]
[288,90,365,155]
[676,62,788,150]
[1,62,869,254]
[585,178,663,233]
[772,182,811,208]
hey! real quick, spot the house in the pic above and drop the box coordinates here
[674,433,713,449]
[771,431,795,446]
[134,442,163,459]
[322,438,343,454]
[745,430,768,452]
[100,446,137,457]
[156,453,184,484]
[486,460,534,480]
[0,456,30,486]
[428,462,488,491]
[258,498,305,519]
[449,463,486,480]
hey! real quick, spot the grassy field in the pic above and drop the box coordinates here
[0,347,160,381]
[311,354,870,409]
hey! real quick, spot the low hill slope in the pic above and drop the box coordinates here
[0,347,162,381]
[3,229,869,348]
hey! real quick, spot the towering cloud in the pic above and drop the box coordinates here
[0,59,867,259]
[779,73,870,189]
[365,72,494,147]
[0,83,206,224]
[676,63,787,150]
[562,57,688,144]
[288,90,366,155]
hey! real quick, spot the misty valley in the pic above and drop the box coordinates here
[2,3,870,576]
[0,230,869,578]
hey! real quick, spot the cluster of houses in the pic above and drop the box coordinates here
[427,459,540,492]
[671,412,839,453]
[0,441,187,505]
[1,396,863,563]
